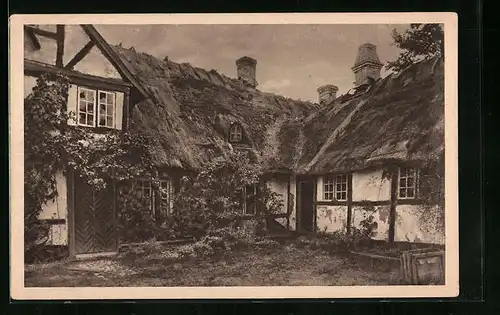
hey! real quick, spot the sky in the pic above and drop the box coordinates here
[96,24,410,102]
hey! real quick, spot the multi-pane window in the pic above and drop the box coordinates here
[323,174,348,201]
[98,91,115,128]
[229,124,243,143]
[158,179,173,215]
[78,88,96,127]
[243,184,259,215]
[77,87,116,128]
[398,167,418,199]
[133,178,174,216]
[133,179,153,210]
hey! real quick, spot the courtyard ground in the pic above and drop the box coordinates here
[24,242,402,287]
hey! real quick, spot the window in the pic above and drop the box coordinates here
[398,167,418,199]
[158,179,173,215]
[98,91,115,128]
[133,179,153,210]
[323,174,348,201]
[132,178,174,216]
[77,87,116,128]
[229,123,243,143]
[78,88,96,127]
[242,183,259,215]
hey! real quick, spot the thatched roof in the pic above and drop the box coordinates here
[111,44,444,174]
[293,56,445,174]
[111,45,318,170]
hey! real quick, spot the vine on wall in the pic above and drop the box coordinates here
[24,73,155,261]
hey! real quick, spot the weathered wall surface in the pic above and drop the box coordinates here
[351,205,391,241]
[24,30,58,65]
[288,176,297,230]
[316,205,347,233]
[316,176,324,201]
[72,46,123,79]
[24,75,38,98]
[38,171,68,245]
[267,179,289,228]
[24,25,123,80]
[395,204,445,244]
[267,180,288,214]
[352,168,390,201]
[64,25,123,79]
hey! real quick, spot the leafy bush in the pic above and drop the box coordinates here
[153,150,284,241]
[117,186,160,243]
[24,74,156,261]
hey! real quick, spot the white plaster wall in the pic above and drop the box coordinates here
[24,75,38,98]
[267,180,288,214]
[73,46,123,79]
[288,176,297,231]
[39,171,68,245]
[352,168,391,202]
[24,32,58,65]
[351,205,391,241]
[63,25,91,63]
[316,176,324,201]
[63,25,122,79]
[274,218,287,227]
[395,204,445,245]
[316,205,347,233]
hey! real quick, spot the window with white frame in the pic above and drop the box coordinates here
[133,179,153,211]
[98,90,116,128]
[77,87,116,128]
[78,87,96,127]
[398,167,418,199]
[229,123,243,143]
[323,174,348,201]
[133,178,174,216]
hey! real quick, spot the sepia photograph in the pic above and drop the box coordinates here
[10,13,458,299]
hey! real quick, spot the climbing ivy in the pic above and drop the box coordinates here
[24,73,155,260]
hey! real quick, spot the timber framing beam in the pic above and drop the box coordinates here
[65,40,95,70]
[55,25,65,67]
[25,59,133,91]
[24,25,59,40]
[25,28,41,50]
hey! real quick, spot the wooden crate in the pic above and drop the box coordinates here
[400,248,445,284]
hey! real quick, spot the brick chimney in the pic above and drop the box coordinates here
[351,43,383,86]
[236,56,257,87]
[317,85,339,105]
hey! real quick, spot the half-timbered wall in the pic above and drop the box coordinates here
[314,167,445,245]
[24,24,134,253]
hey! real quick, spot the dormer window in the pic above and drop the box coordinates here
[78,87,117,128]
[69,84,124,130]
[78,87,96,127]
[229,123,243,143]
[98,91,116,128]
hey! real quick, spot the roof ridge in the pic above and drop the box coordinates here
[110,44,318,107]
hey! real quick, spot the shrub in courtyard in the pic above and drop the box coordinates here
[117,186,160,243]
[159,150,284,240]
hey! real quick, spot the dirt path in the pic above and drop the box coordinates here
[25,245,400,287]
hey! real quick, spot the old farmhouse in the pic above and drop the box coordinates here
[24,24,445,258]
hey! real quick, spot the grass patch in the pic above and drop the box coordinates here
[25,242,401,287]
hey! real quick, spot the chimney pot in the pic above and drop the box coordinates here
[351,43,383,86]
[317,85,339,105]
[236,56,258,87]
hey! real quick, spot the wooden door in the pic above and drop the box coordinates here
[74,176,117,255]
[297,180,315,233]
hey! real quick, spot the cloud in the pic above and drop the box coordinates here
[95,24,409,102]
[260,78,292,92]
